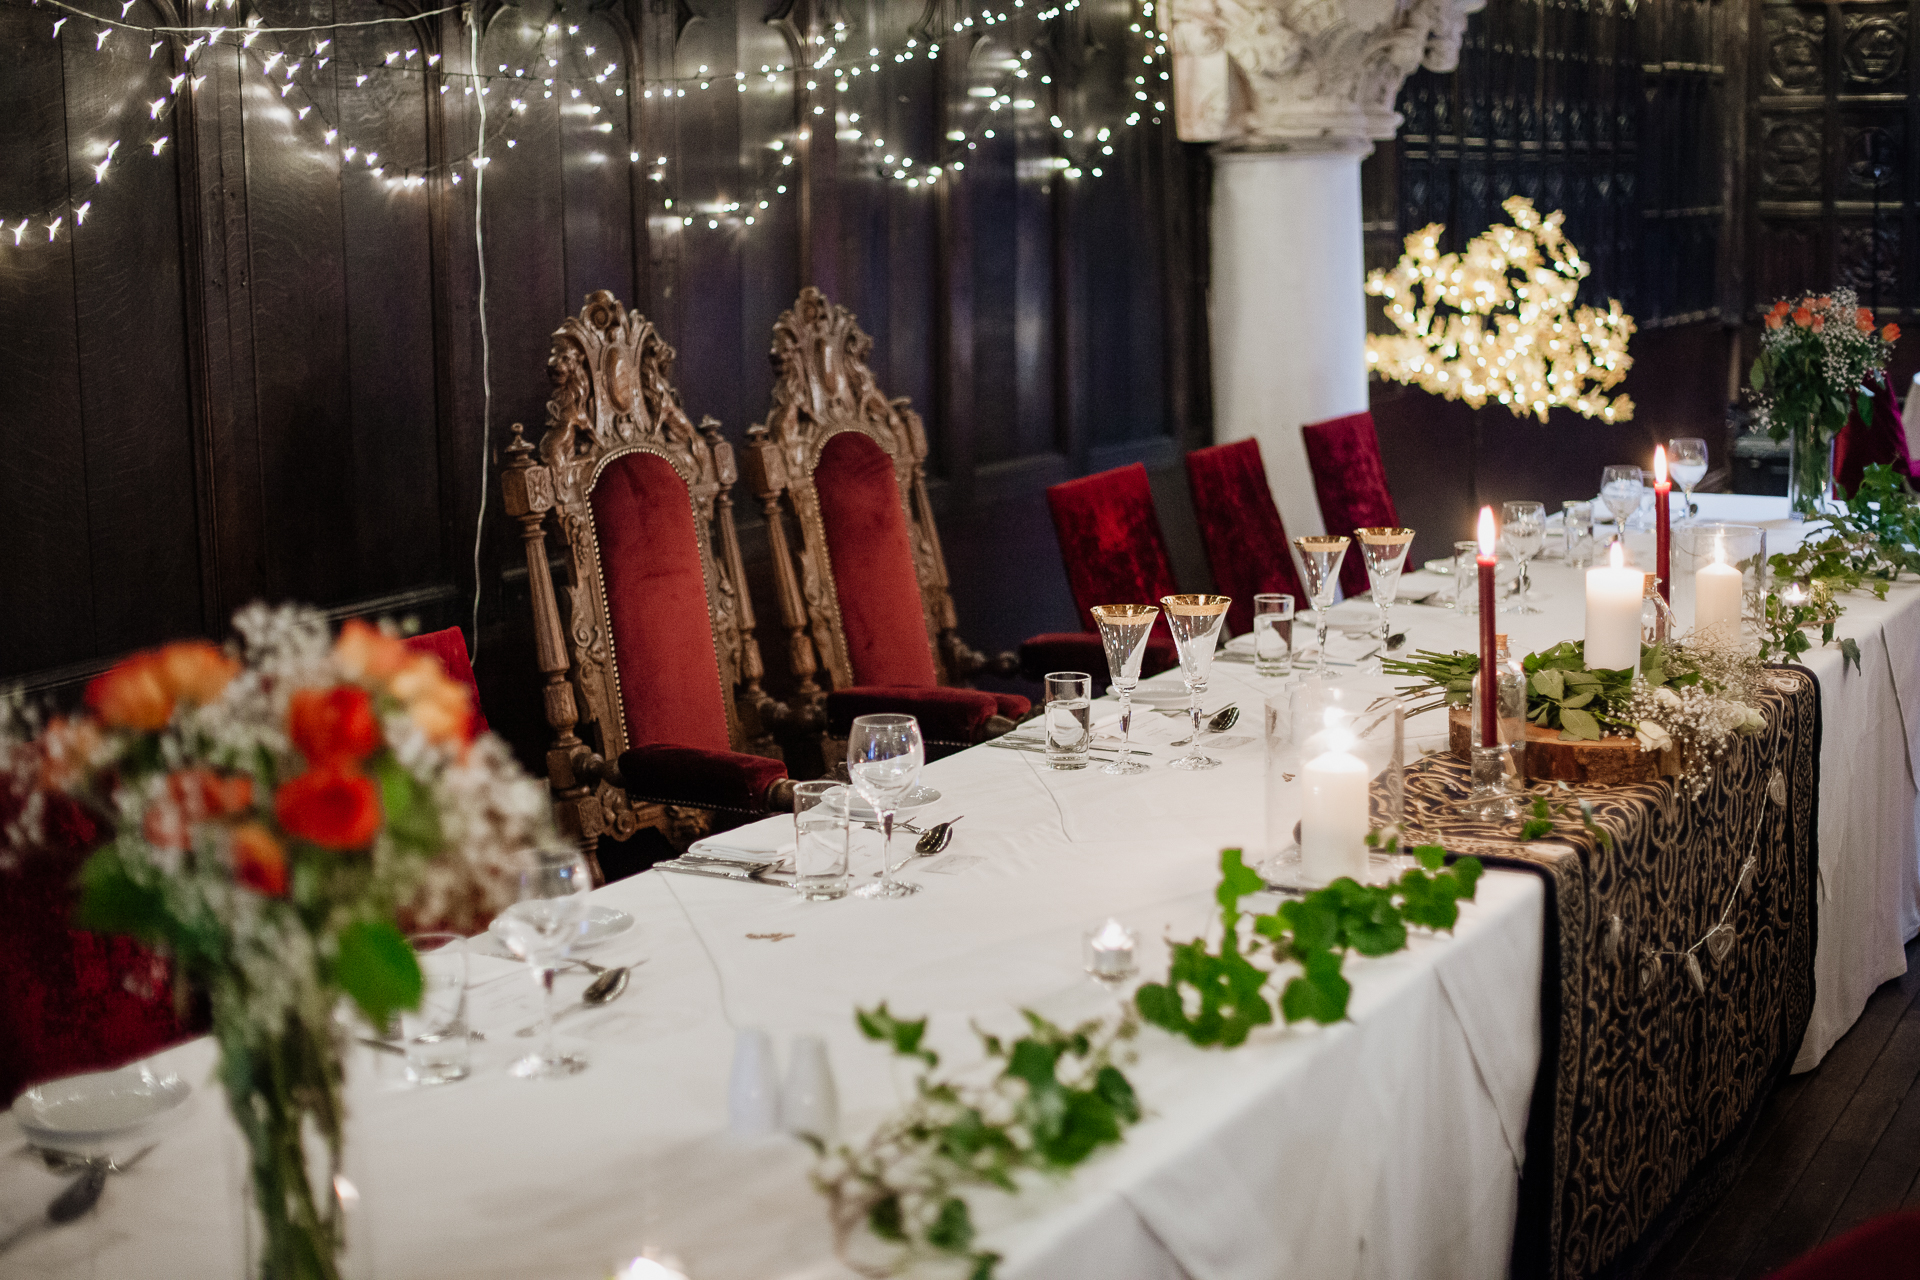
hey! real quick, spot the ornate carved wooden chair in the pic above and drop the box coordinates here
[744,288,1026,754]
[501,291,799,879]
[1301,412,1401,597]
[1185,438,1306,637]
[1019,463,1182,678]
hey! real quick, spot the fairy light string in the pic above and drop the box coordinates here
[5,0,1170,247]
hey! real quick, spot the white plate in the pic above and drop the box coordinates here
[1128,684,1193,710]
[489,903,634,952]
[822,783,941,823]
[14,1065,190,1151]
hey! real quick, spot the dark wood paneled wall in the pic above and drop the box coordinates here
[0,0,1206,770]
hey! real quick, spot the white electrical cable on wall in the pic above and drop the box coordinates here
[468,5,492,668]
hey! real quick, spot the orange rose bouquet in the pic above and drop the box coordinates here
[4,603,569,1280]
[1752,287,1900,514]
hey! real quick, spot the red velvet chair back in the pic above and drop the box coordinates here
[1045,463,1179,633]
[1834,369,1915,496]
[1300,412,1400,597]
[498,291,785,859]
[1184,438,1305,636]
[591,451,732,751]
[401,628,489,736]
[815,431,942,687]
[0,791,191,1103]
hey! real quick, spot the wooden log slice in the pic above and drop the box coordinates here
[1448,709,1676,785]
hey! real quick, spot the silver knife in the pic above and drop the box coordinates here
[655,860,786,885]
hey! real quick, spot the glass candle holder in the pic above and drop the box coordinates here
[1261,678,1404,890]
[1671,523,1767,643]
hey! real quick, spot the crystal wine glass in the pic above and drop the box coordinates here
[1292,535,1351,678]
[1600,466,1643,540]
[1500,501,1546,614]
[498,849,594,1079]
[848,713,925,900]
[1158,594,1231,771]
[1355,528,1414,663]
[1668,438,1708,524]
[1089,604,1159,775]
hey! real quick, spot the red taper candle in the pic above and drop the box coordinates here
[1477,506,1498,750]
[1653,444,1671,606]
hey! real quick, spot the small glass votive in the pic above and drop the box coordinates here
[1044,671,1093,769]
[1452,540,1481,613]
[1562,501,1595,568]
[794,780,850,900]
[403,933,470,1085]
[1083,919,1138,989]
[1252,593,1295,677]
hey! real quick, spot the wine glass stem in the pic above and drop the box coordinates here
[1379,601,1391,653]
[1519,558,1531,609]
[1186,684,1203,764]
[1316,615,1330,676]
[538,965,558,1064]
[879,811,895,883]
[1118,689,1133,767]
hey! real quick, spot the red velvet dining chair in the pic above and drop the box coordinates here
[1184,438,1306,638]
[1301,412,1401,597]
[743,288,1026,756]
[500,291,802,881]
[1019,462,1182,678]
[0,788,194,1103]
[1834,369,1916,496]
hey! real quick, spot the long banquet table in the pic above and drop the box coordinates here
[4,495,1916,1280]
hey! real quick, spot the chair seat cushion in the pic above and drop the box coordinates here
[616,744,789,815]
[990,692,1032,721]
[1018,632,1179,683]
[826,686,1008,745]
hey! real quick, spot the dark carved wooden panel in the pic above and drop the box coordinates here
[0,0,1206,756]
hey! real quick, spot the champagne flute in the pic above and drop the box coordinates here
[1500,501,1546,614]
[1089,604,1159,775]
[1668,438,1709,524]
[1292,536,1351,678]
[1600,466,1642,541]
[848,714,924,900]
[498,849,594,1079]
[1158,595,1231,771]
[1355,528,1414,663]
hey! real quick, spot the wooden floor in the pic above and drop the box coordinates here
[1646,935,1920,1278]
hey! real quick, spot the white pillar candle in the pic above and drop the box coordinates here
[1300,748,1370,884]
[1585,542,1644,671]
[1694,547,1744,641]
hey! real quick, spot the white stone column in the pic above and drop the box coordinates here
[1165,0,1483,536]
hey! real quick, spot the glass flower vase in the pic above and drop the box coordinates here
[1786,424,1835,518]
[225,1008,350,1280]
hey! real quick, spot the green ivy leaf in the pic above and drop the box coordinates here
[857,1004,938,1066]
[1279,949,1351,1024]
[925,1197,976,1252]
[869,1195,905,1241]
[74,848,168,943]
[1413,844,1446,871]
[1520,816,1554,840]
[334,918,423,1029]
[968,1251,1003,1280]
[1840,637,1862,675]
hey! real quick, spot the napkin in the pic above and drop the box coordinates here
[687,834,796,864]
[1393,571,1452,603]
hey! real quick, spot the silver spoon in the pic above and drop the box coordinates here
[514,965,630,1037]
[1171,704,1241,746]
[914,815,964,856]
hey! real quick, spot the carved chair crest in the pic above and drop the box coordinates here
[501,291,779,860]
[744,288,996,698]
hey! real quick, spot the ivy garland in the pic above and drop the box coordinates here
[812,844,1485,1277]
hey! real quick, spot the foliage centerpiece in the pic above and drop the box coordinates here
[1,606,560,1280]
[1750,288,1900,516]
[1364,196,1636,424]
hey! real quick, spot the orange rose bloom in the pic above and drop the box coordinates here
[1812,315,1825,333]
[1793,308,1813,328]
[231,823,289,896]
[391,655,478,748]
[334,619,412,684]
[288,686,381,767]
[156,641,239,706]
[86,653,174,731]
[143,767,255,849]
[1766,313,1782,330]
[275,765,381,851]
[1770,300,1790,318]
[1816,295,1832,308]
[1886,324,1902,344]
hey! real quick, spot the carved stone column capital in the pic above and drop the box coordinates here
[1166,0,1484,149]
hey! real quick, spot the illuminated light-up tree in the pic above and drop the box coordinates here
[1364,196,1637,424]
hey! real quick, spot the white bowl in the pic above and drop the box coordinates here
[13,1064,190,1153]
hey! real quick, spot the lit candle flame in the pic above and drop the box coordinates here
[1653,444,1667,486]
[1610,541,1625,570]
[1714,531,1727,566]
[1477,505,1497,559]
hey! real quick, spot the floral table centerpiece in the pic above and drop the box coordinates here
[1750,288,1899,516]
[1,605,564,1280]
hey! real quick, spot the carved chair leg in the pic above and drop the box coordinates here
[579,833,605,888]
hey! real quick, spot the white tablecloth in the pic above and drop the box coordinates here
[0,705,1544,1280]
[1346,492,1920,1071]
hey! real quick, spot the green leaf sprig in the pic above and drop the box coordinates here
[1388,642,1698,742]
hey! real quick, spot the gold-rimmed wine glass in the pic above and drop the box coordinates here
[1292,535,1350,678]
[1089,604,1159,775]
[1355,528,1414,665]
[1158,594,1231,771]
